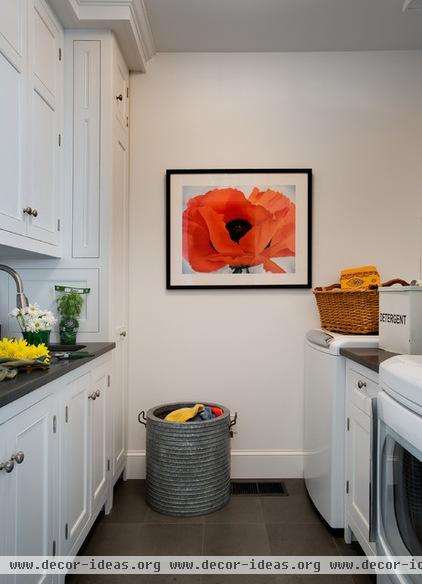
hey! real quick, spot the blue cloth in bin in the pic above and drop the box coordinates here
[199,407,214,420]
[192,407,214,421]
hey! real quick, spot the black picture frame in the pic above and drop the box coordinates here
[166,168,312,290]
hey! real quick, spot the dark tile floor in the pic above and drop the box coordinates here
[67,479,375,584]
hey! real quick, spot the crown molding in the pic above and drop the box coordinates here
[131,0,156,62]
[47,0,156,71]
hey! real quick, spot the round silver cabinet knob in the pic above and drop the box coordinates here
[357,380,367,390]
[88,393,97,400]
[116,94,123,101]
[120,331,127,337]
[0,460,15,473]
[95,390,101,398]
[23,206,33,215]
[31,209,38,217]
[12,451,25,464]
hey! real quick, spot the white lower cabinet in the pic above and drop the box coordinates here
[61,373,91,555]
[345,362,378,556]
[0,352,121,578]
[0,392,58,584]
[61,359,112,556]
[90,365,108,512]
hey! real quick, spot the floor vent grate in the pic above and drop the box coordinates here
[230,480,288,496]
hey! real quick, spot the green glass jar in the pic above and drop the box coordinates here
[59,317,79,345]
[23,330,51,346]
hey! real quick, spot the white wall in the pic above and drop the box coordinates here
[127,51,422,478]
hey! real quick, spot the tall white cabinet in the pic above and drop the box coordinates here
[110,42,129,485]
[68,30,129,488]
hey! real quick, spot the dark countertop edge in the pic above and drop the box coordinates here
[340,347,398,373]
[0,342,115,410]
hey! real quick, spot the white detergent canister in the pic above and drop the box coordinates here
[379,286,422,354]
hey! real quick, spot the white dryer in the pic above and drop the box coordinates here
[377,356,422,584]
[304,329,378,528]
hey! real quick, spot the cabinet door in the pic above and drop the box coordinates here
[347,399,371,539]
[0,420,11,558]
[26,0,62,245]
[90,366,108,511]
[113,42,129,133]
[0,0,27,235]
[0,395,57,584]
[111,337,127,480]
[110,134,128,481]
[72,40,101,258]
[62,373,90,554]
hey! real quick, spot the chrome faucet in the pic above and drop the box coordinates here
[0,265,29,309]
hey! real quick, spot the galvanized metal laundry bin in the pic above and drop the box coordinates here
[138,402,234,516]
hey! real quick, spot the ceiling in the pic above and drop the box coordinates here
[143,0,422,53]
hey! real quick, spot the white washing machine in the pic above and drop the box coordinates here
[304,329,378,528]
[377,356,422,584]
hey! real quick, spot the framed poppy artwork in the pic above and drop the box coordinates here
[166,168,312,289]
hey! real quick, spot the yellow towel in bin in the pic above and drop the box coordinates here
[165,403,205,423]
[340,266,380,290]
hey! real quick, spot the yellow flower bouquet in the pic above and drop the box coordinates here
[0,338,50,382]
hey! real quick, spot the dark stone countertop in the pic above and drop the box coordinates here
[340,347,398,373]
[0,342,115,409]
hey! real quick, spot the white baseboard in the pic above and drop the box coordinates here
[125,449,304,479]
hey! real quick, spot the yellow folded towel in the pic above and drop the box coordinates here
[165,403,205,423]
[340,266,380,290]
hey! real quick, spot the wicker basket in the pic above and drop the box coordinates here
[313,279,408,335]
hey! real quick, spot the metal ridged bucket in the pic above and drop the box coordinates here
[138,402,234,516]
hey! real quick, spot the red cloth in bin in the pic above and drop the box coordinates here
[211,407,223,417]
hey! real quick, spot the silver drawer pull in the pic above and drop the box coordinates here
[95,389,101,398]
[11,451,24,464]
[357,380,367,390]
[0,460,14,473]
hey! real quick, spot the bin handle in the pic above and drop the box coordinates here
[229,412,238,438]
[138,410,147,427]
[379,278,409,288]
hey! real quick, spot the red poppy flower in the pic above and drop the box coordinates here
[183,187,295,273]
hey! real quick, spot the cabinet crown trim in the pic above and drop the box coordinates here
[47,0,155,71]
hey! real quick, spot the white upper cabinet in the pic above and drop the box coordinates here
[0,0,27,236]
[72,40,101,258]
[0,0,63,254]
[27,0,63,246]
